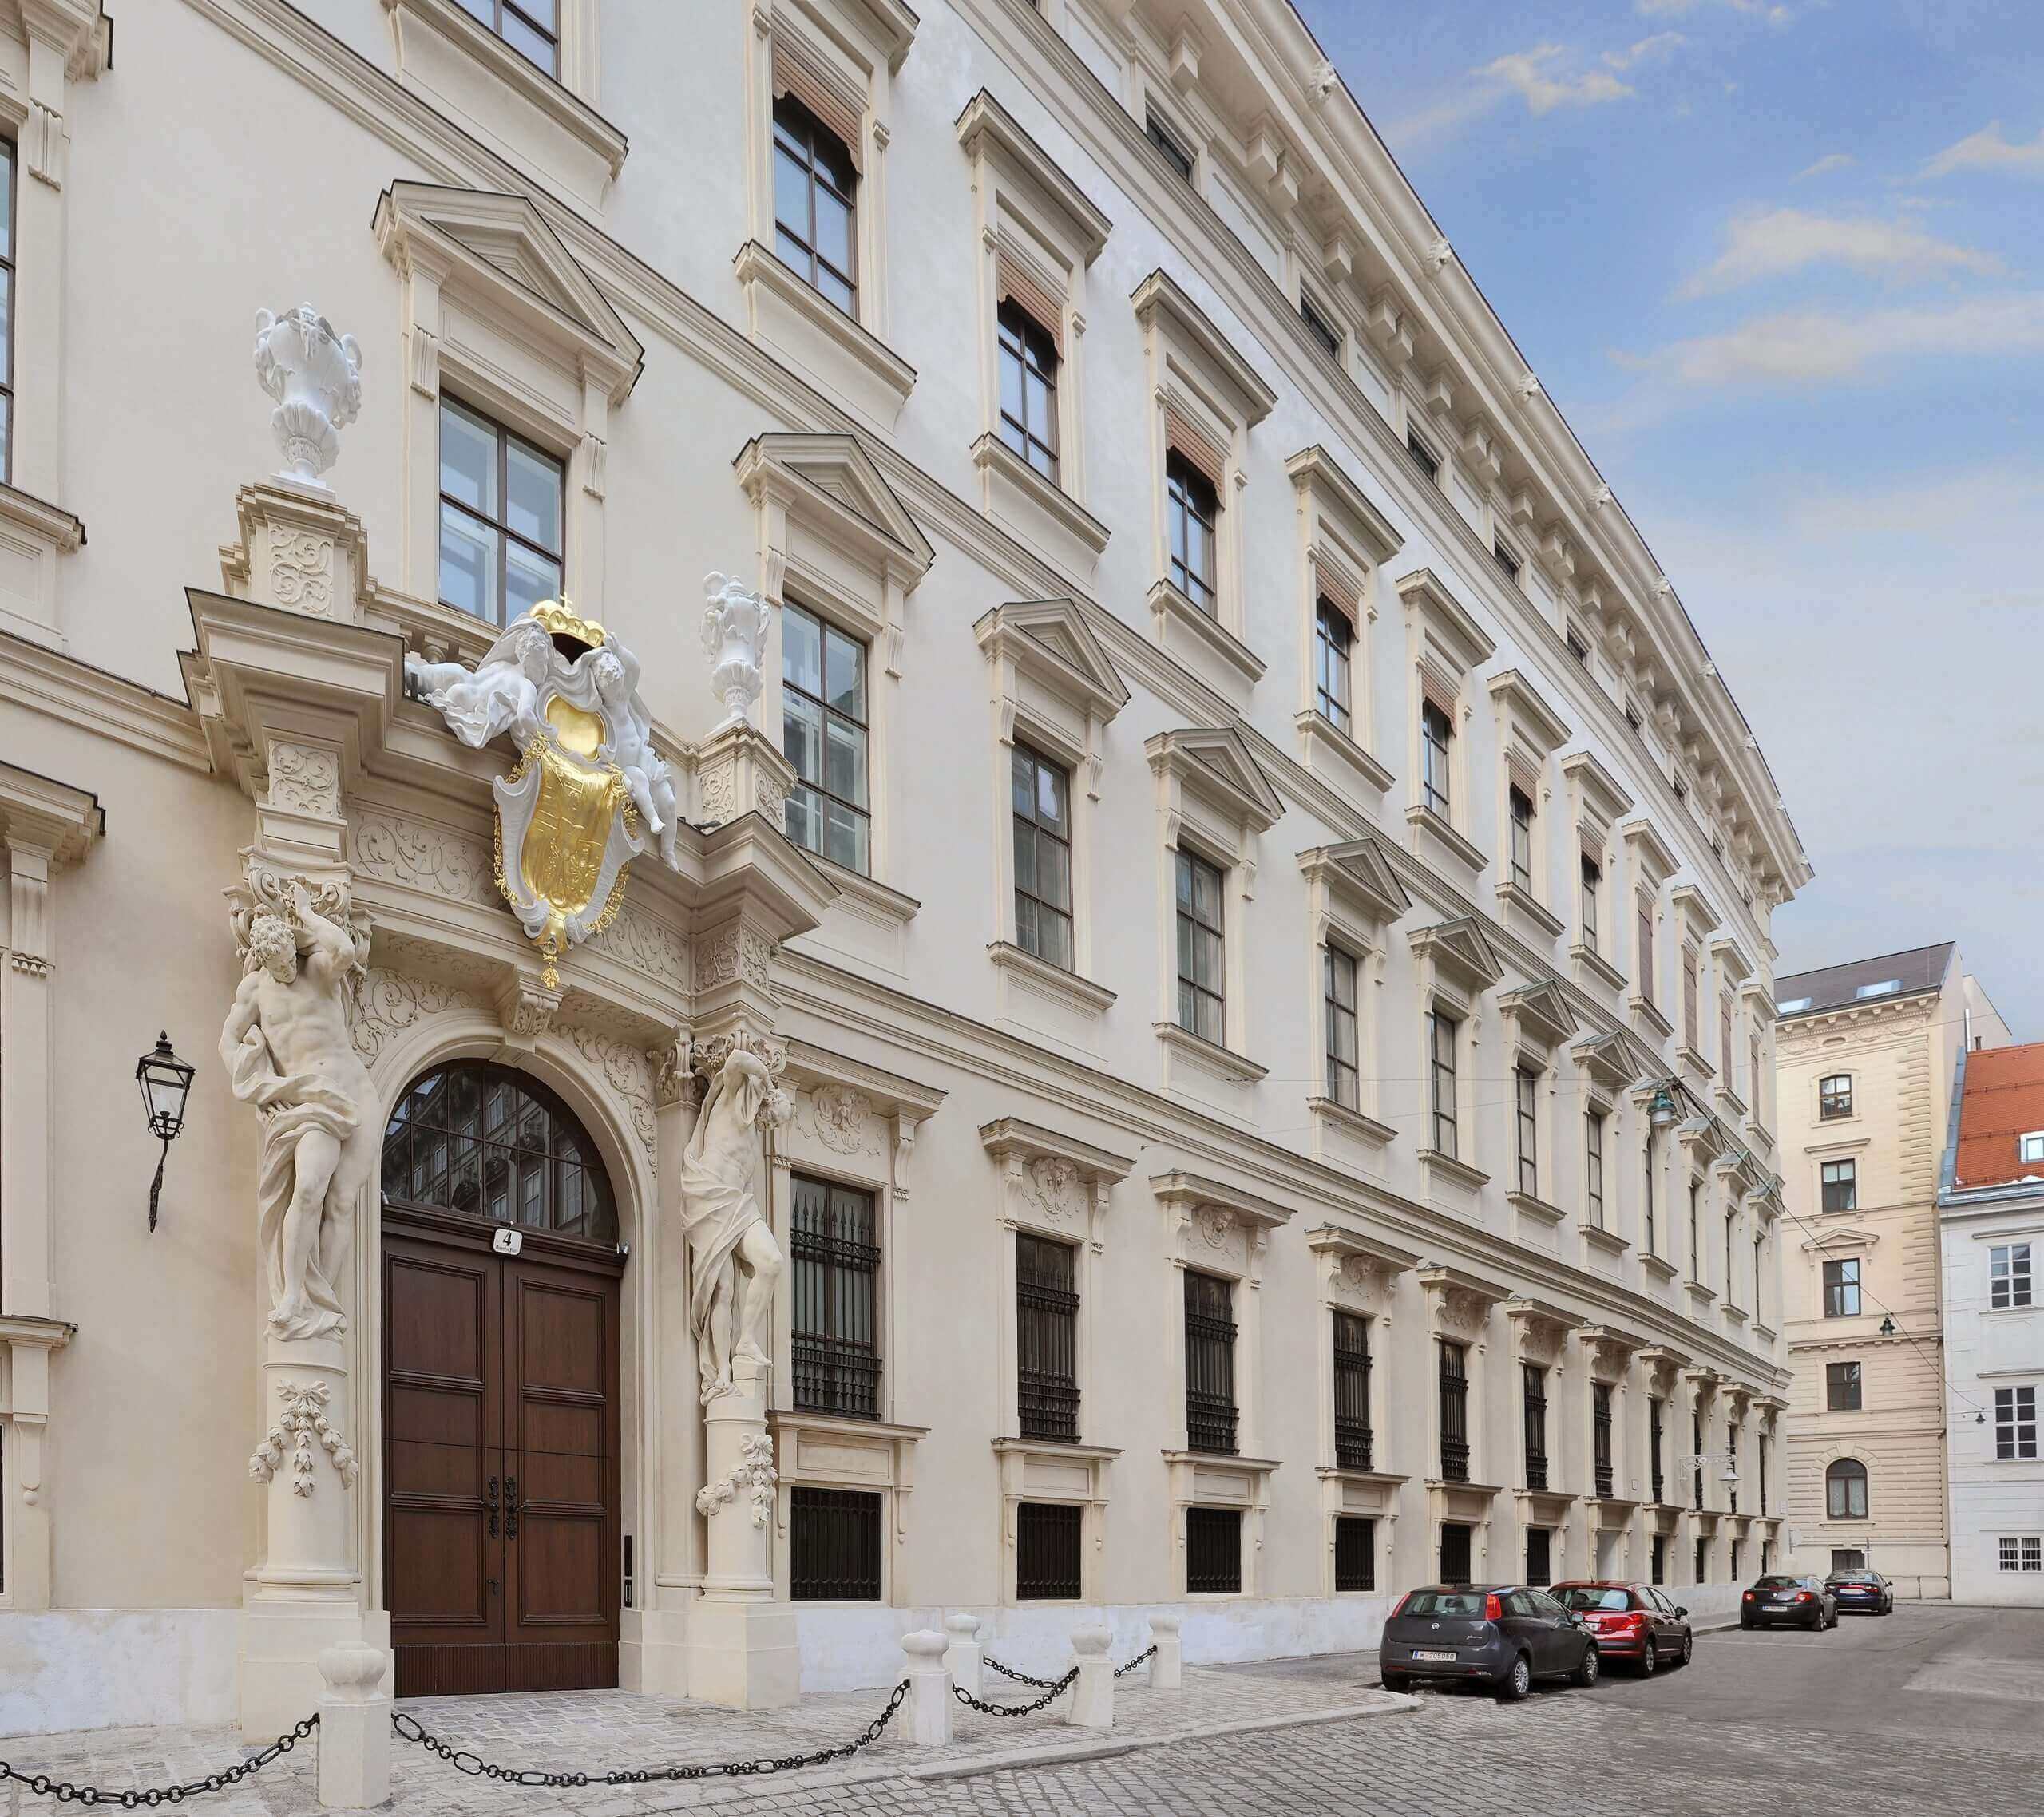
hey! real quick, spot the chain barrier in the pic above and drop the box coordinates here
[1115,1644,1159,1678]
[982,1655,1068,1691]
[0,1717,318,1807]
[390,1680,908,1787]
[952,1667,1079,1719]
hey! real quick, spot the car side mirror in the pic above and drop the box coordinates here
[1674,1605,1688,1617]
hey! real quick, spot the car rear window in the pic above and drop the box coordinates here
[1753,1575,1800,1589]
[1828,1572,1875,1582]
[1558,1588,1631,1613]
[1399,1591,1488,1617]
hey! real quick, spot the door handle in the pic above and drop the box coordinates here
[488,1578,501,1597]
[486,1475,500,1539]
[505,1476,519,1540]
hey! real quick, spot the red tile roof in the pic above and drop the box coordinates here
[1955,1041,2044,1190]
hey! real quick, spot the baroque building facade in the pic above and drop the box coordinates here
[0,0,1808,1737]
[1774,945,2010,1596]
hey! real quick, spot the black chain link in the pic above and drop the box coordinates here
[390,1680,908,1787]
[952,1666,1079,1719]
[1115,1644,1159,1677]
[0,1716,318,1807]
[982,1655,1069,1691]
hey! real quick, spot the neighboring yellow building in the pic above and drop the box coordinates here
[1775,945,2010,1597]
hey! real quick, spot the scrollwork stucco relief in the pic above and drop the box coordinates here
[1195,1205,1238,1251]
[349,968,481,1063]
[354,813,497,908]
[267,742,342,818]
[590,906,688,992]
[1337,1253,1380,1300]
[803,1083,881,1158]
[269,531,336,613]
[696,926,777,991]
[564,1023,658,1161]
[1026,1156,1083,1225]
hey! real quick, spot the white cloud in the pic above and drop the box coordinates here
[1796,152,1854,180]
[1604,32,1686,72]
[1920,121,2044,180]
[1676,207,2002,295]
[1616,293,2044,386]
[1477,44,1635,116]
[1637,0,1791,20]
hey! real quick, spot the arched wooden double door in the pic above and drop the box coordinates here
[380,1063,624,1697]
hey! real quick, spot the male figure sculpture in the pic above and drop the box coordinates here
[679,1047,789,1402]
[220,882,377,1340]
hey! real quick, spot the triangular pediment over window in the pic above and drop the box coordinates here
[1409,916,1505,992]
[974,598,1129,720]
[1146,726,1285,833]
[1500,977,1579,1049]
[735,432,935,589]
[1572,1029,1635,1091]
[373,183,644,402]
[1297,835,1412,927]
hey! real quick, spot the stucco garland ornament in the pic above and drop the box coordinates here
[253,303,362,489]
[701,571,773,731]
[695,1431,778,1528]
[248,1379,361,1495]
[220,877,375,1341]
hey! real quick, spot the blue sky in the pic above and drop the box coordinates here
[1294,0,2044,1034]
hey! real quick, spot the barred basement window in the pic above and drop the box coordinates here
[790,1174,881,1418]
[1439,1520,1473,1585]
[1439,1340,1470,1482]
[1831,1547,1867,1572]
[1526,1526,1551,1588]
[1016,1501,1082,1600]
[1522,1364,1549,1491]
[1335,1515,1376,1593]
[1594,1384,1614,1498]
[1185,1505,1242,1594]
[1183,1270,1238,1455]
[1998,1536,2043,1573]
[789,1486,881,1601]
[1016,1233,1080,1443]
[1333,1311,1373,1471]
[1694,1536,1707,1583]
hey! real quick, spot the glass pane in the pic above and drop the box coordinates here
[824,625,866,719]
[818,267,855,315]
[823,797,869,873]
[0,393,9,485]
[783,604,823,698]
[1025,370,1053,439]
[1000,344,1025,426]
[1038,836,1071,912]
[1013,820,1037,896]
[523,0,558,27]
[438,502,499,622]
[1012,746,1035,819]
[774,144,811,243]
[1175,849,1194,910]
[439,399,497,514]
[1196,992,1223,1045]
[1040,908,1072,971]
[824,714,868,807]
[785,782,823,854]
[783,691,824,786]
[1193,859,1222,923]
[1036,762,1068,832]
[1016,891,1039,954]
[814,192,853,276]
[0,269,10,362]
[506,437,562,553]
[1194,923,1223,991]
[455,0,491,24]
[506,544,561,623]
[502,12,557,73]
[0,143,10,257]
[775,226,812,275]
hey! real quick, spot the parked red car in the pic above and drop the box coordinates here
[1552,1580,1694,1675]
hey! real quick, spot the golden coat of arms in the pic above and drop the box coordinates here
[406,601,680,986]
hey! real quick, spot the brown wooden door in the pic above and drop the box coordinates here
[384,1214,620,1697]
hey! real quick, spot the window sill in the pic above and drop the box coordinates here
[733,239,917,426]
[988,940,1115,1011]
[1570,941,1627,994]
[988,940,1115,1055]
[1507,1190,1567,1226]
[992,1437,1123,1463]
[1153,1021,1268,1083]
[1495,878,1567,941]
[1721,1300,1751,1326]
[1294,710,1394,798]
[0,481,86,647]
[1714,1083,1749,1121]
[1309,1095,1396,1149]
[1685,1280,1718,1308]
[1579,1221,1630,1257]
[1677,1043,1716,1082]
[970,433,1111,576]
[384,0,628,208]
[1424,1477,1504,1500]
[788,853,920,980]
[1146,577,1265,703]
[1417,1146,1490,1193]
[1629,993,1675,1043]
[1641,1253,1679,1282]
[1314,1466,1409,1487]
[1750,1320,1777,1344]
[1404,802,1487,877]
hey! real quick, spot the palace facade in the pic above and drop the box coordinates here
[0,0,1808,1737]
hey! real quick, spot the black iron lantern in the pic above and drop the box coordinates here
[1879,1315,1898,1337]
[135,1031,196,1233]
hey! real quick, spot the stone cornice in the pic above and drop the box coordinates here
[955,86,1114,263]
[0,630,211,774]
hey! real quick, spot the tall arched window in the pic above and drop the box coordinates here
[382,1062,617,1244]
[1825,1457,1868,1521]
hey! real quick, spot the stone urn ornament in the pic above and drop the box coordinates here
[253,303,363,490]
[701,571,773,731]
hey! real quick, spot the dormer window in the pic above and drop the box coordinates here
[1854,978,1901,1000]
[773,92,858,316]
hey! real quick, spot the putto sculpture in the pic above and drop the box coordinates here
[220,877,375,1341]
[252,303,362,490]
[701,571,773,731]
[406,600,679,984]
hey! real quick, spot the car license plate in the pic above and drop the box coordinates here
[1412,1649,1456,1663]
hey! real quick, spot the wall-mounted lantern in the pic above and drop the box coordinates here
[136,1031,196,1233]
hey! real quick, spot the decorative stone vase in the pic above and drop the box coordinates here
[701,571,772,730]
[254,303,363,490]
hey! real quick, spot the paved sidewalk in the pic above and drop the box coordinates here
[0,1652,1406,1817]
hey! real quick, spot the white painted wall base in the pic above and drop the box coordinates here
[0,1609,240,1739]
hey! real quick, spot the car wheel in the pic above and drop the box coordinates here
[1381,1672,1410,1694]
[1678,1630,1693,1667]
[1638,1637,1657,1676]
[1573,1644,1601,1688]
[1497,1653,1531,1701]
[1739,1617,1754,1631]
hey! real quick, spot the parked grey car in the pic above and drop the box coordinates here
[1739,1573,1840,1629]
[1380,1585,1602,1700]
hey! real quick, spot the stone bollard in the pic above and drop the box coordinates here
[1067,1624,1114,1729]
[1148,1613,1182,1690]
[901,1629,953,1748]
[942,1612,984,1700]
[315,1642,391,1811]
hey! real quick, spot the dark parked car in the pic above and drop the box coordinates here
[1740,1573,1839,1629]
[1552,1580,1694,1674]
[1824,1569,1895,1614]
[1380,1585,1602,1700]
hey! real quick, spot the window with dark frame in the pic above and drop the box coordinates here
[1689,1181,1701,1282]
[1016,1501,1082,1600]
[1651,1532,1666,1585]
[1827,1360,1862,1411]
[1334,1515,1376,1592]
[1585,1110,1606,1229]
[1301,291,1342,359]
[1522,1364,1549,1491]
[1428,1007,1460,1157]
[1999,1536,2044,1573]
[1166,449,1221,614]
[1682,946,1701,1050]
[996,298,1060,481]
[1826,1458,1868,1520]
[1405,426,1440,485]
[1721,992,1736,1083]
[1821,1159,1857,1214]
[1725,1210,1736,1300]
[782,600,872,875]
[1508,787,1535,894]
[1820,1074,1853,1120]
[1635,890,1655,1004]
[1439,1340,1470,1482]
[1492,537,1522,585]
[1693,1412,1704,1510]
[1011,742,1074,970]
[1333,1310,1373,1471]
[437,396,564,628]
[1996,1386,2038,1461]
[1581,853,1602,948]
[1145,111,1195,180]
[1594,1383,1614,1498]
[1526,1526,1551,1588]
[1643,1134,1658,1253]
[773,92,858,315]
[790,1174,881,1419]
[789,1486,881,1600]
[456,0,559,73]
[0,137,14,482]
[1566,627,1591,668]
[1439,1520,1473,1585]
[1420,700,1453,820]
[1649,1397,1666,1503]
[1313,597,1354,733]
[1016,1233,1079,1443]
[1758,1434,1769,1515]
[1515,1066,1539,1197]
[1185,1505,1242,1593]
[1183,1269,1238,1455]
[1175,847,1226,1047]
[1824,1257,1862,1318]
[1991,1242,2034,1310]
[1324,945,1361,1111]
[1754,1232,1765,1323]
